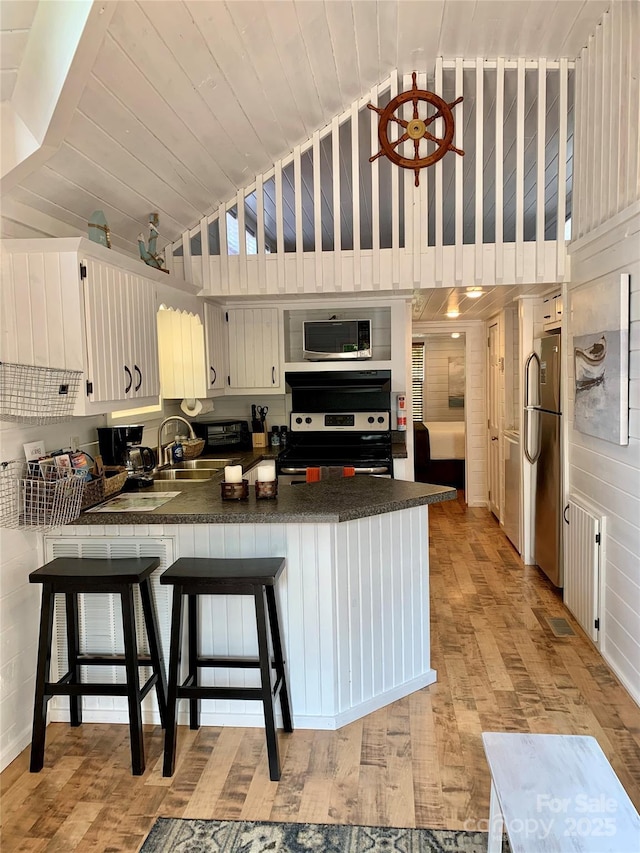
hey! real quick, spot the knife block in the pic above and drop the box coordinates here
[252,432,267,448]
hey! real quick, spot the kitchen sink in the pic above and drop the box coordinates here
[173,458,240,469]
[153,469,215,481]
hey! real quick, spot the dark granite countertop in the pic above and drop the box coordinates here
[73,457,455,526]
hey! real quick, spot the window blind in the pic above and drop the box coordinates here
[411,342,425,421]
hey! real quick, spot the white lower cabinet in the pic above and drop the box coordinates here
[225,307,281,391]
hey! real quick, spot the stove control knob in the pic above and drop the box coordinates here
[378,416,385,424]
[305,417,312,424]
[368,416,375,424]
[295,417,303,425]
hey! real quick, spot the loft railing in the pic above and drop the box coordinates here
[165,59,575,295]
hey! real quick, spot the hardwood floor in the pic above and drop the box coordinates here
[2,497,639,851]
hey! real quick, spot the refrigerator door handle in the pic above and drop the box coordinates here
[524,351,541,409]
[524,407,540,464]
[524,352,542,464]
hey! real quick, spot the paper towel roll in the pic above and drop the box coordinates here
[180,398,214,417]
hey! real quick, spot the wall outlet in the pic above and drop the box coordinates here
[70,435,81,451]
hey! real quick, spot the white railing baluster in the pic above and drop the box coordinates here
[200,217,210,294]
[275,160,285,293]
[370,84,380,289]
[536,58,546,280]
[495,57,504,283]
[332,115,341,291]
[352,101,361,291]
[294,144,304,293]
[454,58,464,283]
[237,188,247,293]
[475,57,484,282]
[390,69,400,287]
[218,203,229,295]
[435,57,443,285]
[256,173,266,293]
[313,130,322,291]
[515,57,525,280]
[182,230,192,284]
[557,59,568,279]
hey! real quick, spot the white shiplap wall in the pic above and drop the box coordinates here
[423,337,466,422]
[567,205,640,704]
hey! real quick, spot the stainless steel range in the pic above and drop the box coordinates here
[278,371,393,484]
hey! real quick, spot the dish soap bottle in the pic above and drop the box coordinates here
[172,436,184,463]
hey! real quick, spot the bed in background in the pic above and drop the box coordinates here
[414,421,465,490]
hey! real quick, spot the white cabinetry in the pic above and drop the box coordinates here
[83,257,159,404]
[1,238,160,415]
[225,307,281,391]
[539,290,563,331]
[204,302,227,394]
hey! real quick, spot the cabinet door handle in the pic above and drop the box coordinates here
[134,364,142,391]
[124,365,132,393]
[271,366,275,385]
[210,366,216,386]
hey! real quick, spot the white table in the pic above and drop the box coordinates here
[482,732,640,853]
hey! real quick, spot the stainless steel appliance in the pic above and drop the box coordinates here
[524,334,562,586]
[303,319,372,361]
[278,371,393,484]
[192,419,251,452]
[97,425,156,488]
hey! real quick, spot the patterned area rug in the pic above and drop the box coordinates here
[140,818,492,852]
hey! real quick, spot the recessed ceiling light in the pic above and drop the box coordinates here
[466,287,484,299]
[446,309,460,318]
[451,332,461,339]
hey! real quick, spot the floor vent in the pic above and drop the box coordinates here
[546,617,576,637]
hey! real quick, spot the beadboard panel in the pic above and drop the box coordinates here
[567,208,640,704]
[46,507,434,729]
[197,242,567,298]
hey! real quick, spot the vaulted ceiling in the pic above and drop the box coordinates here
[1,0,610,260]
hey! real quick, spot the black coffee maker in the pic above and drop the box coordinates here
[97,426,156,488]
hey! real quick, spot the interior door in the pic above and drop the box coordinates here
[488,322,500,518]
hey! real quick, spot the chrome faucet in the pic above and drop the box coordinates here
[158,416,196,465]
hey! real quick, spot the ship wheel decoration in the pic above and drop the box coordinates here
[368,72,464,186]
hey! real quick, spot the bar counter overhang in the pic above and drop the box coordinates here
[45,476,456,730]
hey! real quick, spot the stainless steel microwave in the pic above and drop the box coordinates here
[303,319,372,361]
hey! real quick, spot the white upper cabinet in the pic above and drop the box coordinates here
[83,257,159,404]
[225,307,281,392]
[1,238,161,415]
[538,289,563,332]
[204,302,227,395]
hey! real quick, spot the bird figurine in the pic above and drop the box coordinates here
[138,213,167,271]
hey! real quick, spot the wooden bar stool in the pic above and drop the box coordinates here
[29,557,168,776]
[160,557,293,781]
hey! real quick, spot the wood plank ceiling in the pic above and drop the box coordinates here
[1,0,609,261]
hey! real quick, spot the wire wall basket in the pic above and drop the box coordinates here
[0,362,83,424]
[0,460,86,531]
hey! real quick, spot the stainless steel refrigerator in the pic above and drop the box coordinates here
[524,334,562,587]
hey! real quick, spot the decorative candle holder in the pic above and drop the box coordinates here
[255,479,278,500]
[221,479,249,500]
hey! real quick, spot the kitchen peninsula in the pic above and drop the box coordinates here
[45,476,456,731]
